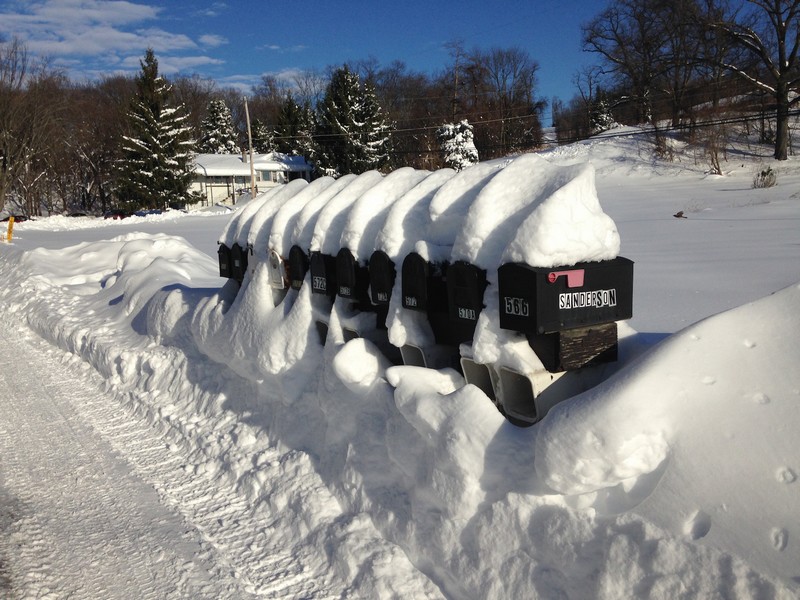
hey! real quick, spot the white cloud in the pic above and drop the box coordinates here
[0,0,161,37]
[0,1,221,78]
[158,55,226,74]
[196,2,228,18]
[199,34,228,48]
[260,43,308,54]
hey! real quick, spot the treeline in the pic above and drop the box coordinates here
[0,37,543,215]
[552,0,800,163]
[2,0,799,215]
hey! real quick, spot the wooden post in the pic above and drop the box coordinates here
[5,216,14,242]
[243,96,256,200]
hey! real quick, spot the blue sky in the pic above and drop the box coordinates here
[1,0,607,118]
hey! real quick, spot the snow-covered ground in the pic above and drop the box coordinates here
[1,129,799,599]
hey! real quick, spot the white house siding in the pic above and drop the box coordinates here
[192,153,313,206]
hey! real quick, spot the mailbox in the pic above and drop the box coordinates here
[336,248,370,307]
[218,243,232,279]
[401,252,431,311]
[287,245,309,290]
[268,249,288,289]
[230,243,249,283]
[368,250,395,306]
[309,251,337,299]
[401,253,453,345]
[446,261,488,344]
[498,257,633,335]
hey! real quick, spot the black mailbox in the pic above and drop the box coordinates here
[287,245,309,290]
[230,243,249,282]
[401,252,431,311]
[218,243,232,279]
[446,261,488,344]
[336,248,370,307]
[309,251,337,299]
[498,257,633,335]
[401,253,454,344]
[368,250,395,306]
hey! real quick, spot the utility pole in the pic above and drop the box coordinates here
[446,39,464,123]
[244,96,256,200]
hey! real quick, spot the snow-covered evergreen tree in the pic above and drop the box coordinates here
[590,97,615,134]
[315,66,391,175]
[437,120,479,171]
[199,99,239,154]
[356,81,391,172]
[116,49,195,209]
[251,118,275,154]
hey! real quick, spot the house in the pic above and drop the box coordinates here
[191,152,314,206]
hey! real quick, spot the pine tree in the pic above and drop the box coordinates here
[590,98,614,134]
[116,49,196,209]
[356,81,391,172]
[251,118,275,153]
[590,90,615,134]
[273,95,315,156]
[315,66,391,176]
[437,120,479,171]
[199,99,239,154]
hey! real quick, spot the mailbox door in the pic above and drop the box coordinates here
[287,245,309,290]
[218,244,232,278]
[310,251,337,298]
[268,250,287,289]
[336,248,370,305]
[230,243,249,282]
[401,252,429,311]
[446,261,487,343]
[368,250,395,306]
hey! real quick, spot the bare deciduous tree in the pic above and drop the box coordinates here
[0,38,64,214]
[710,0,800,159]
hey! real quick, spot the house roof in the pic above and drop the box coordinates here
[193,152,312,176]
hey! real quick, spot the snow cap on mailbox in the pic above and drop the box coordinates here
[500,160,620,268]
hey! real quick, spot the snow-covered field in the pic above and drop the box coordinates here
[1,130,799,599]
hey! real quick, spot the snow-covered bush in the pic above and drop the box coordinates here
[753,165,777,188]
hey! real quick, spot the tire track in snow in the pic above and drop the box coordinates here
[76,383,342,599]
[0,326,251,599]
[0,324,344,599]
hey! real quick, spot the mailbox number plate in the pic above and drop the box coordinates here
[457,307,477,320]
[313,276,326,291]
[503,296,530,317]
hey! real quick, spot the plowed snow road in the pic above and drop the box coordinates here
[0,319,342,600]
[0,324,256,599]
